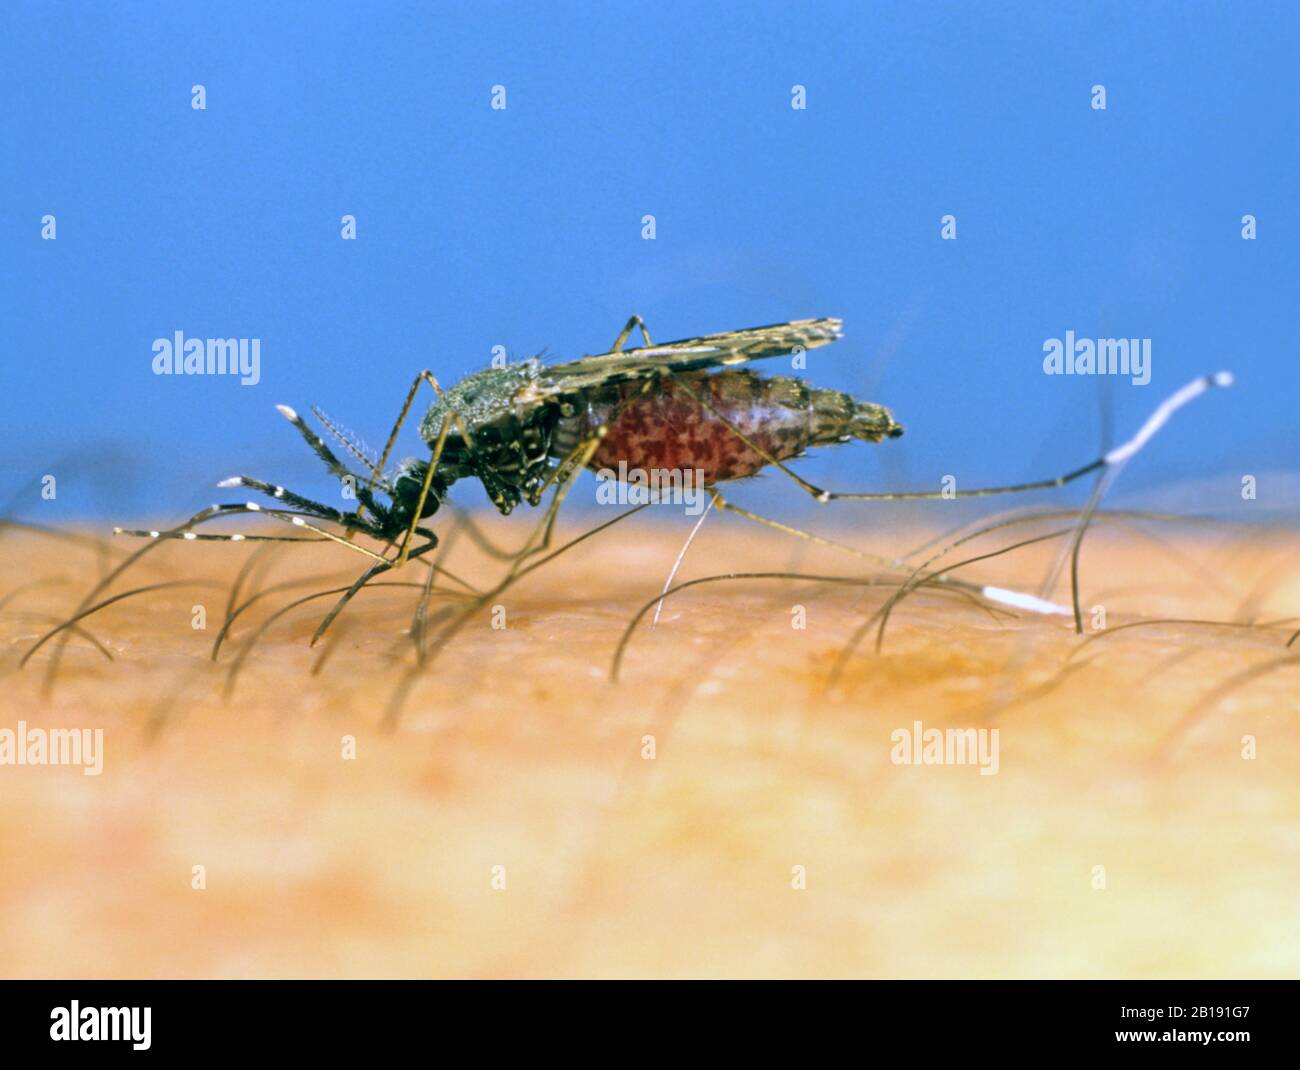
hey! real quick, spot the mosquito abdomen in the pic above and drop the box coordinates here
[561,370,903,484]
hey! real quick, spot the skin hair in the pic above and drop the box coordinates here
[2,518,1297,978]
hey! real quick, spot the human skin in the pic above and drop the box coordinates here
[1,514,1297,979]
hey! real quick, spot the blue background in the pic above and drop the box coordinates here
[2,1,1296,523]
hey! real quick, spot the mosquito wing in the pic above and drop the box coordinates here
[531,317,844,397]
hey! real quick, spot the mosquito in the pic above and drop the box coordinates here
[32,315,1230,680]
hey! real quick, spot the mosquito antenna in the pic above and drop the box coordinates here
[272,404,391,516]
[311,406,388,483]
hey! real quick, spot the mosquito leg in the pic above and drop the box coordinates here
[394,411,455,567]
[400,432,621,666]
[672,371,1232,504]
[610,315,653,352]
[408,510,475,664]
[380,500,654,731]
[709,490,1001,603]
[34,504,268,676]
[610,571,1008,683]
[501,373,663,576]
[359,370,480,567]
[310,537,442,645]
[112,527,315,543]
[239,503,391,563]
[680,371,1229,638]
[28,503,314,690]
[505,425,608,574]
[373,371,477,485]
[380,380,654,719]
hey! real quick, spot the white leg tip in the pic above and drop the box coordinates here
[276,404,299,421]
[982,586,1072,616]
[1213,371,1234,387]
[217,476,242,488]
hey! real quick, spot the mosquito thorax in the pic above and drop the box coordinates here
[418,361,542,446]
[417,359,558,516]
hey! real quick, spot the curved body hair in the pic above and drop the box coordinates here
[554,370,903,484]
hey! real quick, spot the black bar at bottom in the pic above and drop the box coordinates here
[0,979,1291,1056]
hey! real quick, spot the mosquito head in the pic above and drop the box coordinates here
[387,457,449,534]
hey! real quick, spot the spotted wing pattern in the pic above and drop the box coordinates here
[532,317,844,397]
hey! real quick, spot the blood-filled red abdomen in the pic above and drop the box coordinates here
[587,372,808,483]
[549,369,902,486]
[558,371,805,484]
